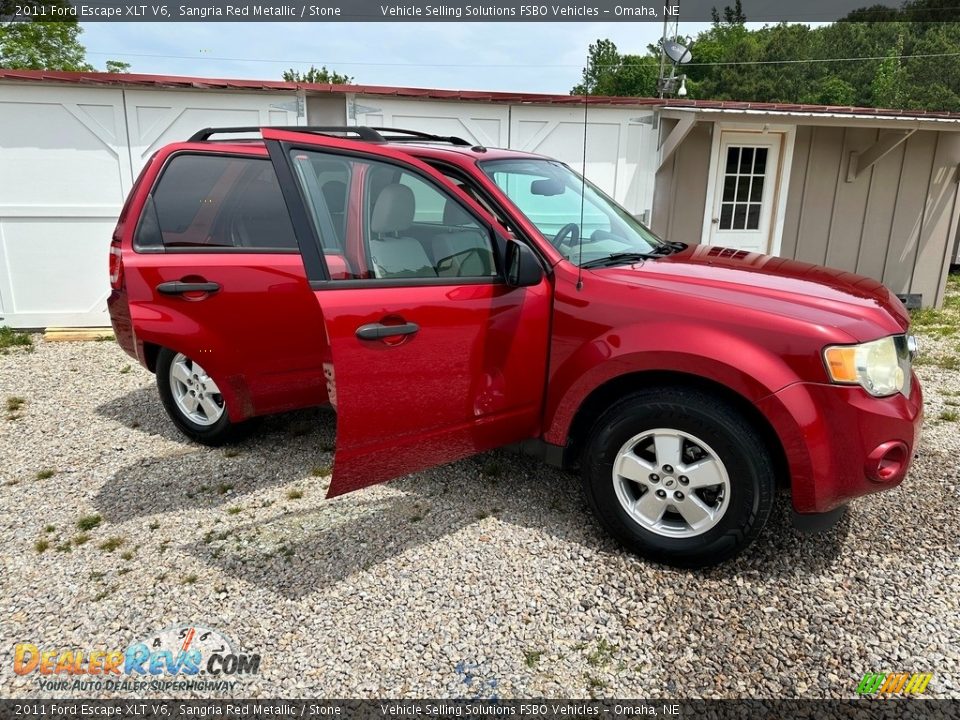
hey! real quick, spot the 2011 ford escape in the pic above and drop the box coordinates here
[108,126,923,567]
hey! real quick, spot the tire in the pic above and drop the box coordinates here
[156,348,240,446]
[581,386,775,568]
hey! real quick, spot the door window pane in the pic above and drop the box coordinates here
[139,154,298,251]
[289,149,497,281]
[717,144,771,232]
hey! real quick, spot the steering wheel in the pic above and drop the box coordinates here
[552,223,580,254]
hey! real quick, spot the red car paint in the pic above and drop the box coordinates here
[109,131,922,517]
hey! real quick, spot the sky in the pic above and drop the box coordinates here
[78,22,720,93]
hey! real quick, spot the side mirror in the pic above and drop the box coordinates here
[505,241,544,287]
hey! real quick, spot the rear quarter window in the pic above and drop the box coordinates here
[136,154,298,252]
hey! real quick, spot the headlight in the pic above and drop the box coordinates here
[823,335,913,397]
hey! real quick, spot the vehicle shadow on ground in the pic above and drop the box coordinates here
[95,390,851,593]
[93,391,336,522]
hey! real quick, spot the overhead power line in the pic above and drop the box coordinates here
[82,49,960,70]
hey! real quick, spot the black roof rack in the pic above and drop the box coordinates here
[188,126,472,147]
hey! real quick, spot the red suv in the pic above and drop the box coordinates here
[108,126,922,567]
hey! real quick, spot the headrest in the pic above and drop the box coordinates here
[371,184,415,234]
[443,199,474,226]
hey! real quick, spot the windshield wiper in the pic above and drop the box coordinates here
[580,252,658,268]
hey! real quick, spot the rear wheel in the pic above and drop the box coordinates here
[582,387,775,568]
[157,348,237,445]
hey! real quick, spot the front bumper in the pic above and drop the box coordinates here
[757,373,923,514]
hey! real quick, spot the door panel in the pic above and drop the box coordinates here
[262,128,552,496]
[321,281,551,496]
[708,132,782,253]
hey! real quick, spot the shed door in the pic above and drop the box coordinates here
[708,132,782,253]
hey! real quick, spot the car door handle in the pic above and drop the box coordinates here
[156,281,221,295]
[355,322,420,340]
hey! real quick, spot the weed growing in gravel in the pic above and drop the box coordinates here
[88,571,105,581]
[523,650,543,668]
[939,410,959,422]
[217,483,234,495]
[586,638,618,667]
[93,587,115,601]
[120,549,135,561]
[35,469,55,480]
[73,533,89,546]
[118,567,131,575]
[938,356,960,371]
[99,537,125,552]
[584,674,608,695]
[183,574,198,585]
[34,539,50,553]
[119,365,131,374]
[6,396,25,412]
[312,464,331,477]
[44,524,55,533]
[76,514,102,531]
[0,327,33,352]
[55,542,72,553]
[227,506,242,515]
[148,520,160,530]
[287,488,304,500]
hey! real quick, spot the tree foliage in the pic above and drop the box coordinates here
[572,0,960,111]
[282,65,353,84]
[0,0,130,72]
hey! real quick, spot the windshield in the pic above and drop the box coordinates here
[480,158,667,266]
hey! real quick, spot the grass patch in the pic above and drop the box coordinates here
[44,524,55,533]
[523,650,543,668]
[120,549,135,561]
[73,533,90,546]
[76,514,102,531]
[99,537,125,552]
[183,573,198,585]
[0,326,33,351]
[34,539,50,553]
[939,410,959,422]
[227,506,242,515]
[6,396,25,413]
[586,638,617,667]
[55,542,72,553]
[286,488,304,500]
[35,468,55,480]
[311,464,331,477]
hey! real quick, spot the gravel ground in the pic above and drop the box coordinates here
[1,309,958,699]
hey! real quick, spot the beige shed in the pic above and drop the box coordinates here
[652,101,960,308]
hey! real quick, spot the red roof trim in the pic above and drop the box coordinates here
[2,69,959,120]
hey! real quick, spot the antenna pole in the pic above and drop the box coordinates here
[576,79,588,291]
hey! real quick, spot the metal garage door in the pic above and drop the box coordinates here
[0,84,301,328]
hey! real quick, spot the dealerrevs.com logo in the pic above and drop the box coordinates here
[14,624,260,693]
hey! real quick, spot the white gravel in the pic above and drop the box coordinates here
[0,324,958,699]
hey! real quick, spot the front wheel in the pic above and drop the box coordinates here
[156,348,238,446]
[582,387,776,568]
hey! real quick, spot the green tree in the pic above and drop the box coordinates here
[871,35,907,108]
[0,0,93,70]
[105,59,131,73]
[282,65,353,84]
[572,39,657,97]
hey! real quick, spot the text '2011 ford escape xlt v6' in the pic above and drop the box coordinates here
[108,126,922,568]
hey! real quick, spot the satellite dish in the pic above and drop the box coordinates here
[663,40,693,65]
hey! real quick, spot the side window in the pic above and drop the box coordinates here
[290,149,498,282]
[136,154,298,251]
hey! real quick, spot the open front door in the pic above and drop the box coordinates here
[263,129,552,497]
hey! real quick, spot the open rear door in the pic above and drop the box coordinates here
[264,128,552,497]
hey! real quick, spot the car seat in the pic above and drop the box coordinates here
[369,184,437,278]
